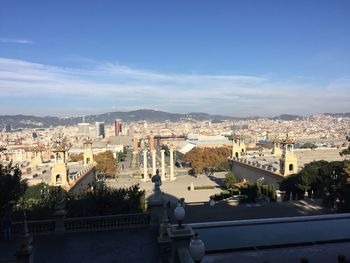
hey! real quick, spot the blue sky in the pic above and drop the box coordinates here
[0,0,349,117]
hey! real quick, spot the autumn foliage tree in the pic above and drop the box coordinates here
[184,147,231,174]
[69,153,84,162]
[94,151,117,178]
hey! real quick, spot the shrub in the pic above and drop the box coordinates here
[240,184,258,203]
[14,183,146,220]
[224,171,237,189]
[194,185,216,190]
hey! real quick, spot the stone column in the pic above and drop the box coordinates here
[16,213,33,263]
[53,196,67,233]
[168,224,194,263]
[143,149,148,182]
[161,149,166,181]
[152,150,156,175]
[170,148,175,181]
[149,174,164,233]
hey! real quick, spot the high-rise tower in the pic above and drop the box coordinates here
[114,119,122,136]
[95,122,105,138]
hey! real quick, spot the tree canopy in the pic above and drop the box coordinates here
[300,143,317,150]
[224,171,237,189]
[94,150,117,178]
[340,146,350,157]
[14,182,145,220]
[184,147,231,174]
[280,160,350,210]
[0,163,27,214]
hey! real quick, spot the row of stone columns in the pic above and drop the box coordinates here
[142,148,175,182]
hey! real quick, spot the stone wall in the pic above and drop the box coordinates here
[69,168,95,193]
[230,160,284,188]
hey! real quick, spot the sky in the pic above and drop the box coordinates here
[0,0,349,117]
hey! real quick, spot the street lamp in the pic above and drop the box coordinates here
[331,170,338,210]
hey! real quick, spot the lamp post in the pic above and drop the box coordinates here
[331,170,338,211]
[189,233,205,263]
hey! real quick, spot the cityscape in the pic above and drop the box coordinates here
[1,1,350,263]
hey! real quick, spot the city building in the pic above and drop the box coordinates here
[77,123,90,136]
[95,122,105,138]
[114,119,122,136]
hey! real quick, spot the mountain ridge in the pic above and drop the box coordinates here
[1,109,348,129]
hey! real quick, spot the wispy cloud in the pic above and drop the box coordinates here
[0,57,349,116]
[0,38,34,44]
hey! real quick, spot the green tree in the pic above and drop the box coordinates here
[94,151,117,178]
[280,160,350,204]
[300,143,317,150]
[340,146,350,157]
[224,171,237,189]
[0,163,27,214]
[117,151,126,162]
[117,146,128,162]
[161,145,170,156]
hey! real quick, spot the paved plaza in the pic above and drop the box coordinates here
[107,172,226,203]
[107,173,330,224]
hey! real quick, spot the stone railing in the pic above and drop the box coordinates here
[71,161,96,181]
[229,159,283,178]
[65,213,150,232]
[5,213,150,236]
[11,219,55,235]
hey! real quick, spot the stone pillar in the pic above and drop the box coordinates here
[53,200,67,233]
[168,224,194,263]
[16,213,33,263]
[152,150,156,175]
[161,149,166,181]
[150,132,155,152]
[148,197,164,233]
[158,205,172,262]
[149,173,164,233]
[143,149,148,182]
[170,148,175,181]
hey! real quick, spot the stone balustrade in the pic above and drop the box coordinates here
[5,213,150,236]
[11,219,55,235]
[71,162,96,182]
[65,213,150,232]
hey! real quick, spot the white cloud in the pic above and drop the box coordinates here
[0,38,34,44]
[0,57,349,116]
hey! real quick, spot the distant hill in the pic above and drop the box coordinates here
[1,110,347,129]
[271,114,302,120]
[324,113,350,118]
[0,109,239,129]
